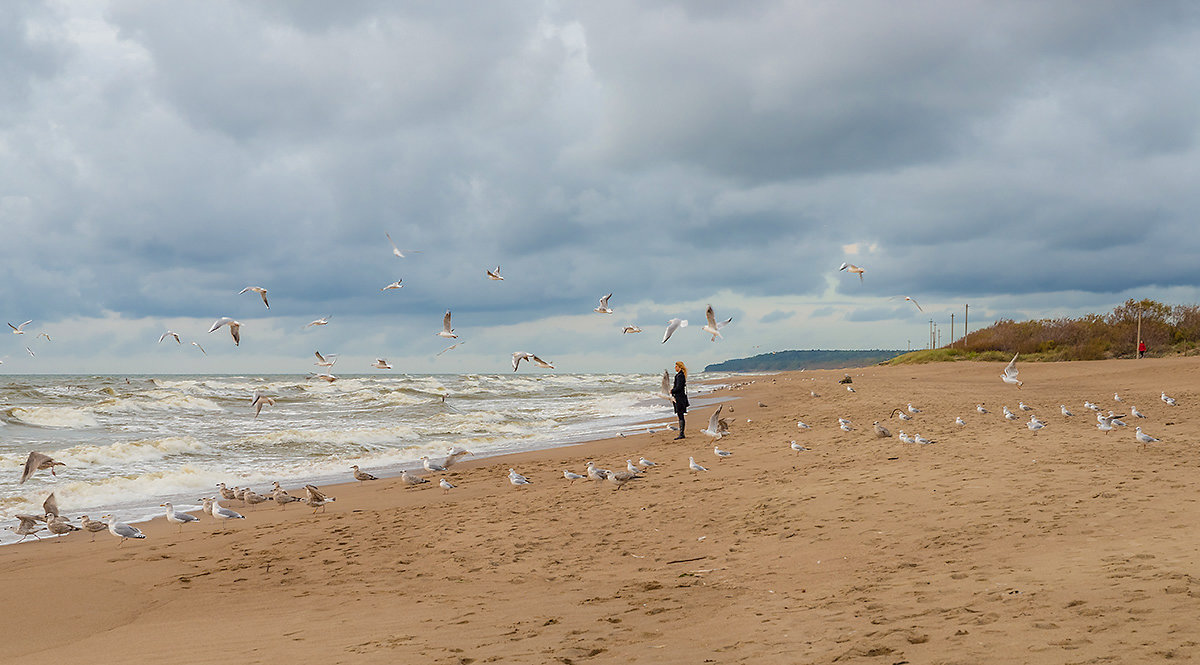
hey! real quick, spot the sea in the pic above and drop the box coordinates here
[0,372,730,544]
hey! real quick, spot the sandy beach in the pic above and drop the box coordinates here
[3,357,1199,664]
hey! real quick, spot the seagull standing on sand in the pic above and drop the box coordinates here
[1061,405,1074,417]
[20,452,65,484]
[238,286,270,309]
[79,515,107,541]
[206,498,245,521]
[440,478,455,493]
[400,470,429,487]
[688,457,708,472]
[1084,401,1100,412]
[422,456,448,473]
[272,483,303,507]
[796,420,811,430]
[1001,354,1022,388]
[208,317,242,346]
[508,469,532,486]
[790,441,808,454]
[103,514,145,545]
[351,465,377,482]
[585,462,609,481]
[955,416,966,426]
[1161,392,1177,406]
[1131,406,1146,418]
[437,311,457,339]
[1114,393,1123,402]
[563,470,585,483]
[594,293,614,314]
[304,485,335,513]
[1003,406,1018,421]
[714,445,733,459]
[161,502,199,532]
[977,404,989,414]
[702,305,733,341]
[1135,427,1160,449]
[638,457,656,468]
[662,318,688,343]
[873,422,891,438]
[606,470,638,490]
[1019,402,1033,411]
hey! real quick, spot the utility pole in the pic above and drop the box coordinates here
[964,304,969,348]
[1136,306,1143,359]
[951,313,955,345]
[937,326,941,348]
[929,319,934,349]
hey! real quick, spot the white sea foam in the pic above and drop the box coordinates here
[8,406,100,428]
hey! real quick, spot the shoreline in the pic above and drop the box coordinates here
[4,359,1199,663]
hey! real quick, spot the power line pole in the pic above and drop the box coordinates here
[963,304,969,348]
[950,313,955,345]
[929,319,934,349]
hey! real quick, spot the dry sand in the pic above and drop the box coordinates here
[3,357,1200,664]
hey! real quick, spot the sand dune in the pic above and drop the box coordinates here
[2,358,1199,663]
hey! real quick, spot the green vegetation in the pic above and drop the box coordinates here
[705,349,904,372]
[889,299,1200,365]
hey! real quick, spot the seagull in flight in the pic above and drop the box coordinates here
[594,293,613,314]
[1001,353,1022,388]
[385,233,422,258]
[250,392,275,418]
[8,320,32,334]
[313,351,337,367]
[895,296,923,312]
[622,325,642,334]
[20,451,65,484]
[512,351,554,371]
[437,311,457,339]
[238,286,270,309]
[158,331,181,344]
[436,341,463,357]
[371,358,393,370]
[381,279,403,291]
[700,405,725,440]
[702,305,733,341]
[662,318,688,343]
[191,341,207,355]
[486,266,504,281]
[208,317,241,346]
[306,316,330,328]
[838,262,865,282]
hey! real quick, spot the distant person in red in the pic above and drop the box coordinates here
[1138,340,1147,358]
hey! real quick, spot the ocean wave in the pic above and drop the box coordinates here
[62,436,214,465]
[92,392,225,415]
[6,406,100,429]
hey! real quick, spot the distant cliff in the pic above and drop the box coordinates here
[704,349,904,372]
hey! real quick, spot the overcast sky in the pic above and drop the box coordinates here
[2,1,1198,374]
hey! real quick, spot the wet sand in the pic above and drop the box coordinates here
[3,357,1199,664]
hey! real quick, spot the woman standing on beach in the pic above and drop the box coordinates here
[671,361,689,439]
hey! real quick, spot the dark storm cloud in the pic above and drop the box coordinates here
[1,0,1200,371]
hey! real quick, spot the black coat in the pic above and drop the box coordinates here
[671,371,689,412]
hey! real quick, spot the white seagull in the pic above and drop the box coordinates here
[1135,426,1160,449]
[1060,405,1074,417]
[907,403,922,414]
[1131,406,1146,418]
[638,457,656,468]
[371,358,393,370]
[714,445,733,459]
[1001,353,1022,388]
[439,478,455,493]
[955,416,966,426]
[563,470,585,483]
[313,351,338,367]
[512,351,554,371]
[700,405,725,440]
[796,420,811,430]
[622,325,642,334]
[208,317,242,346]
[508,469,532,486]
[385,233,422,258]
[790,441,808,454]
[662,318,688,343]
[688,457,708,472]
[838,262,865,282]
[191,341,207,355]
[976,404,989,414]
[306,316,330,328]
[158,331,181,344]
[161,502,199,532]
[437,311,457,339]
[594,293,613,314]
[702,305,733,341]
[238,286,270,309]
[486,266,504,281]
[250,392,275,418]
[381,279,404,291]
[103,514,145,545]
[1019,401,1033,411]
[1114,393,1123,402]
[1161,392,1177,406]
[8,320,32,334]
